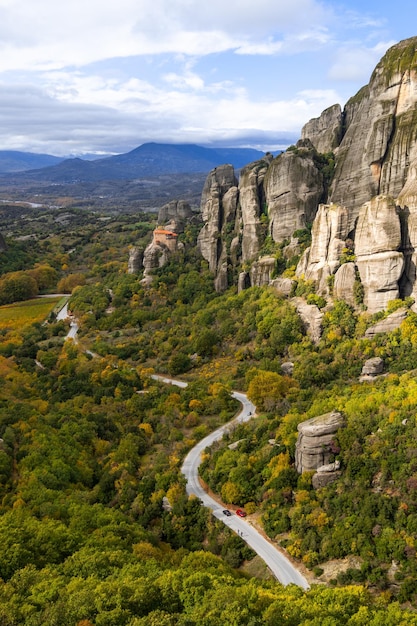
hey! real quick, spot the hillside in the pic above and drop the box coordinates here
[0,144,268,213]
[3,36,417,625]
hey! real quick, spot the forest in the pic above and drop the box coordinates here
[1,204,417,623]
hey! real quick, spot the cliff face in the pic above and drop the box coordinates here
[264,140,324,242]
[329,40,417,225]
[198,144,324,290]
[239,156,272,262]
[355,196,403,313]
[297,203,350,293]
[190,37,417,313]
[301,104,343,155]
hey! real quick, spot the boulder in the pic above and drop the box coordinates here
[270,277,295,297]
[360,357,384,378]
[295,411,344,474]
[281,362,294,376]
[312,470,343,489]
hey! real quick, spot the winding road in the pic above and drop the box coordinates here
[58,316,308,588]
[153,375,309,589]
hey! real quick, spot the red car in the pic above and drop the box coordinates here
[236,509,247,517]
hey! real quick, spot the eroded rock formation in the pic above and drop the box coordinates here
[158,200,195,229]
[355,196,403,313]
[264,139,324,242]
[296,203,350,293]
[295,411,344,474]
[195,37,417,314]
[301,104,343,155]
[327,39,417,228]
[239,156,272,262]
[197,164,238,289]
[141,228,181,285]
[127,247,143,274]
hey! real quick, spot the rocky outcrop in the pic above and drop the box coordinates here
[398,158,417,299]
[238,271,251,293]
[296,203,350,293]
[295,411,344,474]
[264,139,324,242]
[197,165,238,289]
[360,357,384,381]
[158,200,195,229]
[327,39,417,229]
[312,461,342,489]
[301,104,343,154]
[291,297,323,343]
[364,308,408,338]
[250,257,277,287]
[281,362,294,376]
[333,262,357,306]
[195,37,417,313]
[239,156,272,262]
[355,196,403,313]
[141,242,170,285]
[141,229,181,285]
[127,247,143,274]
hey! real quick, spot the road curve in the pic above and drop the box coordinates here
[153,375,309,589]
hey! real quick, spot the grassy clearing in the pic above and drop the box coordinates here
[0,297,63,331]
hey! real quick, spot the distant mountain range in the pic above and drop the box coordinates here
[0,144,273,183]
[0,151,65,173]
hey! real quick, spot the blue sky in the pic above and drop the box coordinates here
[0,0,416,156]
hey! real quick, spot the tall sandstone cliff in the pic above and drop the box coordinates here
[197,36,417,312]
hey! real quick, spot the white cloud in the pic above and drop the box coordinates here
[0,0,334,72]
[0,65,341,155]
[0,0,406,155]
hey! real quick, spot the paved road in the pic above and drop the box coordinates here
[56,301,69,321]
[55,301,80,340]
[154,375,309,589]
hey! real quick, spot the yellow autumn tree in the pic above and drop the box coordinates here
[247,370,298,412]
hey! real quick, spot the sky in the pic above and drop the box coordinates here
[0,0,417,157]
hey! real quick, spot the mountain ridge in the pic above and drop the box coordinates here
[0,143,272,180]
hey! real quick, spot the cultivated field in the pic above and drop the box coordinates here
[0,296,65,331]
